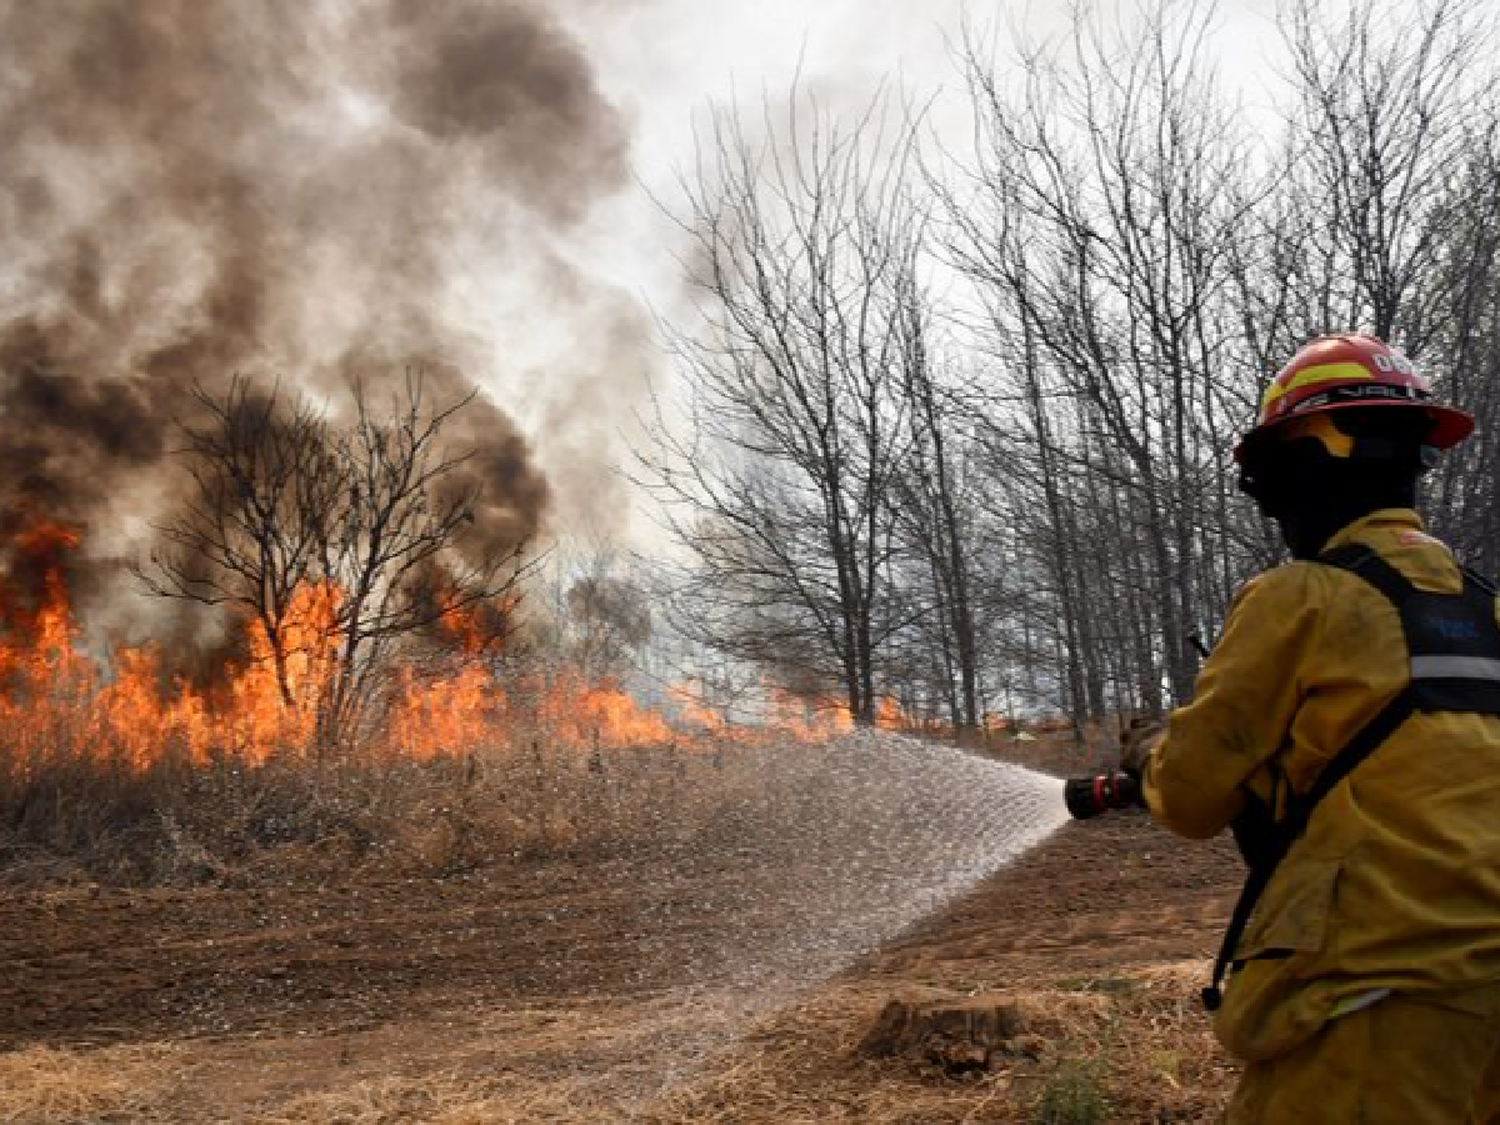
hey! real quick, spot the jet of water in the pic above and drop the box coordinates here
[604,729,1073,1106]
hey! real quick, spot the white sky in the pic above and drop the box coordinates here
[571,0,1284,280]
[497,1,1287,544]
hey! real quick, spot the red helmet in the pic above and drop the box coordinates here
[1234,333,1474,463]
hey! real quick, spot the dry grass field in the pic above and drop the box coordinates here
[0,730,1246,1124]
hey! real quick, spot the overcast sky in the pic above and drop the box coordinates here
[570,0,1284,284]
[465,1,1287,543]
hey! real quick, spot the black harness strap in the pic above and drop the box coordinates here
[1318,544,1414,602]
[1201,544,1500,1011]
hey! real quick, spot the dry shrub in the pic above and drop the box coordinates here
[0,743,394,886]
[0,1044,175,1125]
[1085,962,1236,1122]
[1032,1052,1110,1125]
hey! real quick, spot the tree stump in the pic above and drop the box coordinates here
[858,993,1043,1075]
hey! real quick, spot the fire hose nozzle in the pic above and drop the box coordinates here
[1063,772,1144,820]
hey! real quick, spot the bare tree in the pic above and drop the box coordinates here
[640,90,924,724]
[1272,0,1499,570]
[1428,127,1500,570]
[145,374,533,750]
[888,308,986,736]
[948,2,1256,720]
[1279,0,1486,345]
[548,536,654,681]
[140,377,343,708]
[634,1,1500,736]
[320,377,535,745]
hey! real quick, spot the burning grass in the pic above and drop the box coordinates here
[0,521,705,773]
[0,518,867,886]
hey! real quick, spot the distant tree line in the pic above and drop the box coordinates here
[642,0,1500,736]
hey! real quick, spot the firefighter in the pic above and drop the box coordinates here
[1128,334,1500,1123]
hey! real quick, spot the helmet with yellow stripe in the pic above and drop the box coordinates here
[1234,334,1473,465]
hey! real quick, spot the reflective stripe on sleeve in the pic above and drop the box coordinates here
[1329,988,1393,1020]
[1410,655,1500,681]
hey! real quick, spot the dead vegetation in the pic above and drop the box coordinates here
[633,972,1232,1124]
[0,735,839,888]
[0,804,1240,1123]
[247,1074,525,1125]
[0,1044,179,1125]
[0,973,1231,1124]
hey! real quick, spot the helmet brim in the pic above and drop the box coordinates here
[1234,401,1476,463]
[1427,403,1477,449]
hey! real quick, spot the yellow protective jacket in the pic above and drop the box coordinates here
[1143,509,1500,1062]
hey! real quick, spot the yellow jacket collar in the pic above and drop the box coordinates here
[1322,509,1425,553]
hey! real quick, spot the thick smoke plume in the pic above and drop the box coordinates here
[0,0,630,624]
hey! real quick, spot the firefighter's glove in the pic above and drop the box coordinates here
[1117,715,1166,778]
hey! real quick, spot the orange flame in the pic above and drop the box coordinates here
[0,523,902,774]
[765,688,855,740]
[875,695,905,731]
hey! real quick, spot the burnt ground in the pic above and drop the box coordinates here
[0,803,1246,1122]
[3,815,1239,1041]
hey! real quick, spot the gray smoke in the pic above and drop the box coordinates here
[0,0,633,620]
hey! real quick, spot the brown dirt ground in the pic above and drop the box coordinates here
[0,782,1246,1122]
